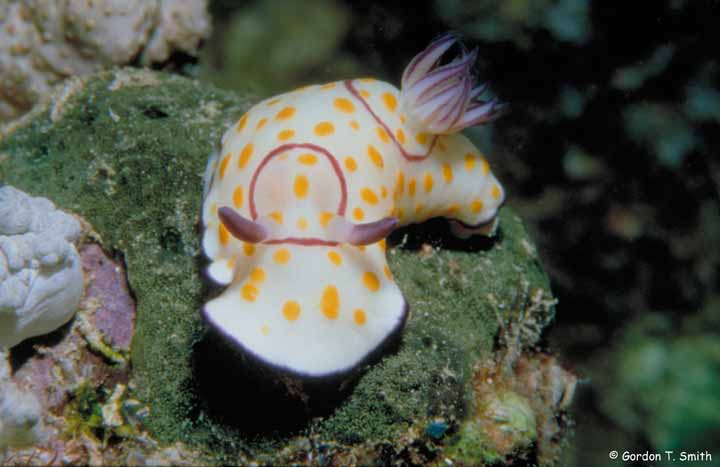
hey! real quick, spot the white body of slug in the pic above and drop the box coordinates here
[201,34,506,377]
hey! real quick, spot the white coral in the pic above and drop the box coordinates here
[0,349,41,450]
[0,186,84,349]
[0,0,210,122]
[142,0,211,65]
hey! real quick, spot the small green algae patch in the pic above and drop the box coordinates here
[0,69,555,464]
[447,389,537,465]
[64,382,106,438]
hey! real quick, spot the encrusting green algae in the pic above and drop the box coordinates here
[1,68,565,465]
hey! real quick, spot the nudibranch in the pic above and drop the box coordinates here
[201,34,506,377]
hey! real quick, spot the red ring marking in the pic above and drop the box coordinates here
[344,79,438,162]
[263,237,339,247]
[249,143,347,220]
[247,143,347,246]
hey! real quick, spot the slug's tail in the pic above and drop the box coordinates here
[202,243,407,377]
[400,33,507,135]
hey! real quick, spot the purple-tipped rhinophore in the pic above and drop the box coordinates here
[347,217,399,246]
[401,33,506,134]
[326,216,399,246]
[218,207,268,243]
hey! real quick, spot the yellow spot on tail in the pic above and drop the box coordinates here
[241,283,259,302]
[350,120,360,130]
[278,129,295,141]
[219,153,231,179]
[219,224,229,245]
[471,199,484,213]
[334,98,355,113]
[481,157,490,176]
[327,251,342,266]
[297,217,309,230]
[266,98,281,107]
[321,285,340,319]
[236,114,248,131]
[232,186,244,208]
[424,172,434,193]
[360,188,379,205]
[400,114,407,124]
[249,267,265,283]
[396,128,406,144]
[359,77,376,83]
[319,211,334,227]
[378,239,387,252]
[273,248,291,264]
[416,132,429,145]
[359,90,370,98]
[442,164,453,183]
[261,325,270,335]
[396,207,405,219]
[394,171,405,198]
[314,121,335,136]
[211,202,218,216]
[226,258,236,270]
[491,184,502,200]
[384,265,393,281]
[362,272,380,292]
[353,207,365,221]
[294,174,310,198]
[380,185,388,198]
[382,92,398,112]
[376,126,390,144]
[282,301,301,321]
[367,145,384,168]
[243,243,255,256]
[321,83,337,90]
[275,106,296,120]
[464,153,477,171]
[238,143,254,169]
[256,118,268,129]
[415,203,424,215]
[298,153,317,165]
[269,211,284,224]
[344,157,358,172]
[353,309,367,326]
[408,178,417,197]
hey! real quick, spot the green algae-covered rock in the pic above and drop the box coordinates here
[448,390,537,465]
[1,69,561,465]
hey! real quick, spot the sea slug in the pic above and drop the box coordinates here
[201,34,506,377]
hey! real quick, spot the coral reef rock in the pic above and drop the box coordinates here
[0,68,568,466]
[0,350,41,450]
[1,240,155,466]
[0,0,210,123]
[0,185,84,349]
